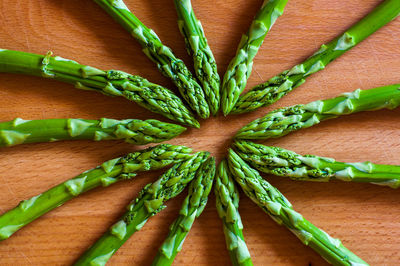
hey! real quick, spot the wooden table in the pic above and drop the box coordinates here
[0,0,399,265]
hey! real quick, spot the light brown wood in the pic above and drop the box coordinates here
[0,0,399,265]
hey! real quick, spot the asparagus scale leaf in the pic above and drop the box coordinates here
[232,0,400,114]
[215,160,253,266]
[0,144,194,241]
[94,0,210,119]
[152,157,216,266]
[228,149,368,266]
[235,84,400,140]
[75,151,210,266]
[233,140,400,188]
[221,0,289,115]
[0,49,199,128]
[0,117,186,147]
[174,0,221,115]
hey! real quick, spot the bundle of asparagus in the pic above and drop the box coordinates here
[233,140,400,188]
[236,84,400,140]
[0,49,199,128]
[93,0,210,119]
[231,0,400,114]
[152,157,216,265]
[228,149,368,265]
[75,151,209,265]
[0,144,194,240]
[0,118,186,147]
[174,0,221,115]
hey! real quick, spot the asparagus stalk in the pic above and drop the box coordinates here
[0,144,194,241]
[174,0,220,115]
[152,157,216,265]
[75,151,210,266]
[235,84,400,140]
[215,160,253,266]
[231,0,400,114]
[0,49,199,128]
[221,0,288,115]
[0,117,186,147]
[227,149,368,265]
[93,0,210,119]
[233,140,400,188]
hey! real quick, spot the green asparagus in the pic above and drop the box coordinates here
[221,0,288,115]
[75,151,210,266]
[215,160,253,266]
[235,84,400,140]
[93,0,210,119]
[0,49,199,128]
[174,0,220,115]
[231,0,400,114]
[227,149,368,265]
[152,157,216,265]
[0,117,185,147]
[0,144,194,241]
[233,140,400,188]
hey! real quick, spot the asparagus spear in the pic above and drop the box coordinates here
[93,0,210,119]
[215,160,253,266]
[231,0,400,114]
[233,140,400,188]
[75,151,210,266]
[152,157,216,265]
[0,144,194,241]
[235,84,400,140]
[221,0,288,115]
[227,149,368,265]
[0,49,199,128]
[174,0,220,115]
[0,117,186,147]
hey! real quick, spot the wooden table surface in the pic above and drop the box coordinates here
[0,0,400,265]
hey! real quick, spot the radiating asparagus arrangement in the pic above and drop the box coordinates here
[215,160,253,266]
[93,0,210,119]
[0,117,186,147]
[0,49,199,128]
[1,0,400,264]
[75,151,209,265]
[0,144,194,240]
[233,140,400,188]
[152,157,216,265]
[174,0,220,115]
[231,0,400,114]
[221,0,288,115]
[227,149,368,265]
[235,84,400,140]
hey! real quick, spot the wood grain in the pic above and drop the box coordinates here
[0,0,400,265]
